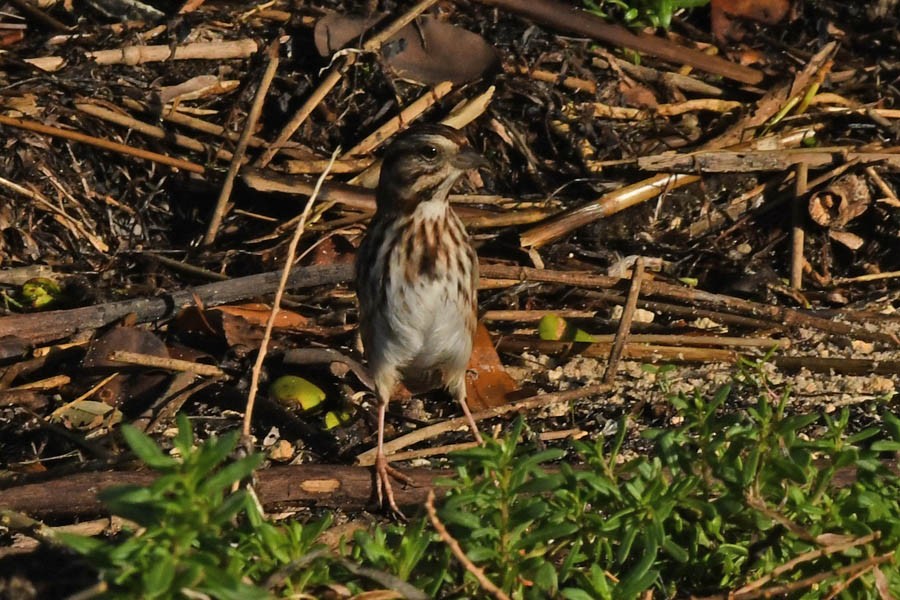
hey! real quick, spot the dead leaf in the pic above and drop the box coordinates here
[268,440,294,462]
[619,81,658,110]
[315,13,499,85]
[82,327,170,407]
[711,0,792,42]
[307,235,357,267]
[214,303,308,329]
[0,389,48,410]
[809,174,871,228]
[173,304,310,355]
[828,229,864,250]
[465,323,518,411]
[0,30,24,49]
[157,75,240,104]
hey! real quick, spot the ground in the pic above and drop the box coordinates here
[0,0,898,596]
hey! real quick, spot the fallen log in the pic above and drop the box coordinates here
[0,464,447,518]
[0,263,352,345]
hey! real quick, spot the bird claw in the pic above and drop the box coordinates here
[374,452,415,520]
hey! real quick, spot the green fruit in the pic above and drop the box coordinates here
[270,375,326,411]
[20,277,63,309]
[538,314,597,343]
[324,410,352,430]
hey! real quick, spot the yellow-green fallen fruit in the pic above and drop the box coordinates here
[20,277,63,309]
[324,410,352,430]
[538,314,597,343]
[270,375,326,411]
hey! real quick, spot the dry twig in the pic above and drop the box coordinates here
[426,489,510,600]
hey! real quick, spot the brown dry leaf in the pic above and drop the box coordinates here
[82,326,170,407]
[315,14,499,85]
[174,303,309,353]
[828,229,864,250]
[214,303,308,329]
[157,75,240,104]
[268,439,294,462]
[0,30,24,49]
[619,81,658,109]
[711,0,792,42]
[308,235,357,267]
[464,322,518,411]
[808,174,871,229]
[83,327,169,372]
[202,309,262,353]
[2,94,40,117]
[0,389,48,410]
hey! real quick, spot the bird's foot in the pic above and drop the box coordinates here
[374,452,415,520]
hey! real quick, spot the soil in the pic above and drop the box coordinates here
[0,0,898,595]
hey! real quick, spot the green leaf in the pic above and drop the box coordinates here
[871,440,900,452]
[192,431,242,482]
[516,448,566,472]
[514,473,564,495]
[438,506,483,530]
[200,453,264,497]
[847,427,881,444]
[883,412,900,441]
[517,522,580,549]
[173,412,194,457]
[56,532,107,555]
[533,560,558,591]
[615,540,658,600]
[121,425,176,469]
[561,589,596,600]
[142,550,175,598]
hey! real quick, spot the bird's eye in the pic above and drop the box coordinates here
[419,145,439,160]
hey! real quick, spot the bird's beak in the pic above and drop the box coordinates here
[451,147,489,170]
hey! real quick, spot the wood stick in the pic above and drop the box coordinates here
[0,263,352,345]
[637,148,900,173]
[255,0,440,167]
[357,385,611,465]
[475,0,762,84]
[21,39,258,72]
[604,258,644,383]
[519,173,699,248]
[341,81,453,158]
[2,260,890,348]
[497,336,900,376]
[790,163,808,290]
[0,114,204,174]
[478,264,898,345]
[0,465,448,517]
[204,39,280,246]
[75,102,234,162]
[107,351,225,377]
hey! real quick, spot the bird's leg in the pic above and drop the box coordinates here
[374,381,413,518]
[452,378,484,445]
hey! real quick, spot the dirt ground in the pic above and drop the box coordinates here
[0,0,898,594]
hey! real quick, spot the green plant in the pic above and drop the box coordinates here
[583,0,710,29]
[60,415,333,598]
[60,364,900,599]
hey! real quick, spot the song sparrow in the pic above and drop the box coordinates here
[355,124,488,514]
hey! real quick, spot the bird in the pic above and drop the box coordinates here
[355,123,488,515]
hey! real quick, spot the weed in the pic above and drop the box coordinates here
[583,0,710,30]
[62,365,900,598]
